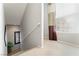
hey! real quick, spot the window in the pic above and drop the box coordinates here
[14,31,20,44]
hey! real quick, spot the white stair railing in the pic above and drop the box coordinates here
[23,22,40,40]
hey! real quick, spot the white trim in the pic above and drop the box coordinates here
[41,3,44,48]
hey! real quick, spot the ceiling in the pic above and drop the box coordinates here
[4,3,27,25]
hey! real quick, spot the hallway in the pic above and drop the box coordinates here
[13,40,79,56]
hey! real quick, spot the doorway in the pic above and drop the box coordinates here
[48,3,57,41]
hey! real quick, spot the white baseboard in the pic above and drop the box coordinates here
[58,40,79,48]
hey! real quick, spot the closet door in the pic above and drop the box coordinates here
[49,26,57,41]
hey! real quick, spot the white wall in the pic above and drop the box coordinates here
[44,4,49,39]
[6,25,21,51]
[4,3,27,25]
[21,3,41,50]
[0,3,6,56]
[56,3,79,32]
[56,3,79,45]
[48,3,56,26]
[48,3,55,14]
[56,3,79,18]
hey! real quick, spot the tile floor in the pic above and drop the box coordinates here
[13,39,79,56]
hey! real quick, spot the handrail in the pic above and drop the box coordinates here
[23,22,40,40]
